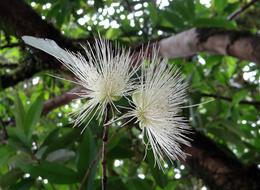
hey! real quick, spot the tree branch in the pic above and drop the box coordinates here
[43,87,260,115]
[228,0,259,20]
[101,106,111,190]
[183,132,260,190]
[42,86,82,115]
[0,0,80,89]
[78,150,101,190]
[0,118,8,144]
[200,93,260,106]
[0,42,20,49]
[0,62,19,69]
[159,28,260,64]
[0,0,64,42]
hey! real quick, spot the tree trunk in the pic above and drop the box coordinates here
[184,132,260,190]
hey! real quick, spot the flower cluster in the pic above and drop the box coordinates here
[22,36,191,168]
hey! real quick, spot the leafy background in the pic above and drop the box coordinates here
[0,0,260,189]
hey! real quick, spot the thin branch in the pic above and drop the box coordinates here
[0,42,20,49]
[42,86,83,115]
[0,62,19,69]
[200,93,260,106]
[41,86,260,118]
[228,0,259,20]
[78,124,128,190]
[0,118,8,143]
[78,150,101,190]
[50,183,58,190]
[101,106,110,190]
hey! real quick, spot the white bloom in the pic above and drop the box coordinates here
[125,55,191,169]
[22,36,138,131]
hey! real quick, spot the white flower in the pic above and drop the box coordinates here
[125,55,191,169]
[22,36,138,131]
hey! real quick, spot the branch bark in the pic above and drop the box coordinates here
[159,28,260,64]
[200,93,260,107]
[0,0,64,42]
[0,0,79,89]
[42,86,82,115]
[184,132,260,190]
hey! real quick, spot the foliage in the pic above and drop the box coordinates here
[0,0,260,189]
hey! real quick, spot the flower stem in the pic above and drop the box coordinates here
[101,106,110,190]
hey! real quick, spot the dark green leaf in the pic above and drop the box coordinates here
[194,18,236,29]
[43,128,80,158]
[0,169,23,188]
[213,0,228,13]
[77,128,98,189]
[22,161,79,184]
[24,94,43,140]
[0,146,14,167]
[14,93,26,129]
[232,90,248,106]
[126,178,152,190]
[146,150,167,188]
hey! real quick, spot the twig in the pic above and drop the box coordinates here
[228,0,259,20]
[42,86,83,115]
[0,42,20,49]
[78,125,127,190]
[0,63,19,69]
[200,93,260,106]
[101,106,110,190]
[0,118,8,143]
[50,183,58,190]
[78,149,102,190]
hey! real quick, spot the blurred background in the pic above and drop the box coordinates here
[0,0,260,189]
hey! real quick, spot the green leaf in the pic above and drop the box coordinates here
[0,168,23,188]
[108,146,134,159]
[22,161,79,184]
[194,18,237,29]
[186,0,195,17]
[77,128,98,189]
[46,149,75,163]
[162,11,185,29]
[24,94,43,140]
[7,127,30,151]
[41,128,60,147]
[95,177,127,190]
[169,0,194,21]
[224,57,236,78]
[126,178,151,190]
[146,150,167,188]
[0,146,14,168]
[207,126,245,148]
[106,28,122,40]
[232,90,248,106]
[213,0,228,13]
[108,134,134,159]
[43,128,80,158]
[55,0,71,28]
[9,178,34,190]
[14,93,26,129]
[148,2,159,26]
